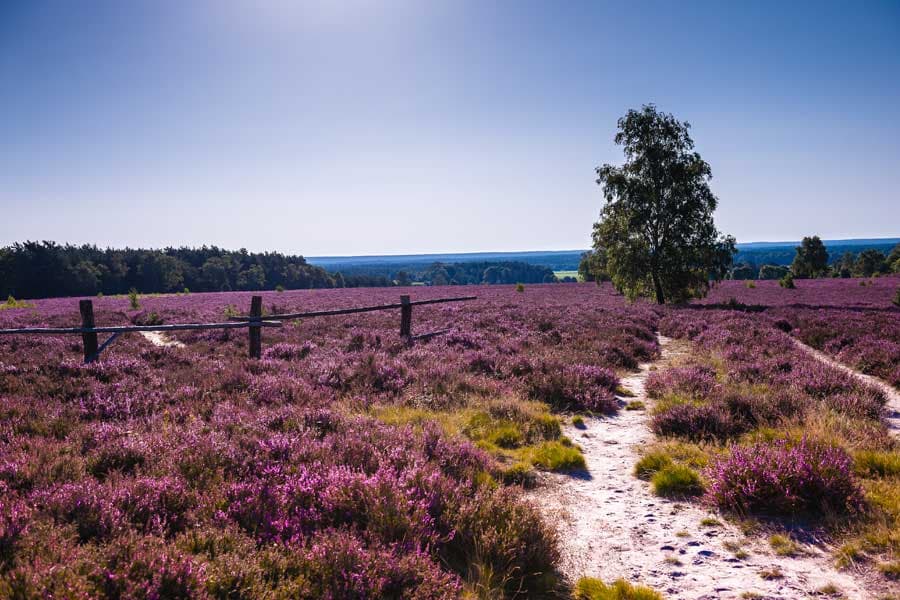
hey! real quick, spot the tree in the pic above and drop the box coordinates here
[790,236,829,278]
[578,250,608,283]
[835,251,855,278]
[592,105,735,304]
[854,249,887,277]
[888,243,900,273]
[758,264,789,280]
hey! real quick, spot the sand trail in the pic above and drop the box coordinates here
[139,331,185,348]
[532,335,876,599]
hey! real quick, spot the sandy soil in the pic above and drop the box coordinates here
[139,331,185,348]
[791,337,900,437]
[531,336,878,599]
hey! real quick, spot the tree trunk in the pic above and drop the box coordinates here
[651,271,665,305]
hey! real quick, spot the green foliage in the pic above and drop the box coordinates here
[854,249,888,277]
[127,288,140,310]
[515,283,525,293]
[758,264,789,280]
[651,464,704,497]
[574,577,662,600]
[1,295,33,310]
[790,236,829,278]
[779,273,795,289]
[634,451,673,480]
[854,450,900,478]
[578,249,609,283]
[592,105,735,304]
[528,441,585,471]
[275,284,285,293]
[893,287,900,308]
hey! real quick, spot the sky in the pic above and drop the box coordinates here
[1,1,898,256]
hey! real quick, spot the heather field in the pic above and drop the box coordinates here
[1,279,899,598]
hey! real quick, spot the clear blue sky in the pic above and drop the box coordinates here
[2,1,898,256]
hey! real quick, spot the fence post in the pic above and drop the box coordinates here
[400,295,412,338]
[249,295,262,358]
[79,299,98,363]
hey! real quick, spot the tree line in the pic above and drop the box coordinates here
[0,242,560,299]
[730,236,900,281]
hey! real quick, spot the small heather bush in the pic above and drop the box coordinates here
[651,402,748,442]
[645,366,718,399]
[526,363,618,413]
[707,438,863,516]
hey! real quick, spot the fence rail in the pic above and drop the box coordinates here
[0,294,476,363]
[227,295,477,322]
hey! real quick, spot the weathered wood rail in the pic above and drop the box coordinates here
[0,294,476,363]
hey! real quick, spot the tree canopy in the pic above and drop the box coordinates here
[790,236,829,278]
[592,105,735,304]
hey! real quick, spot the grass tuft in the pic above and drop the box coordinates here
[574,577,662,600]
[633,451,673,480]
[529,441,585,472]
[651,464,704,497]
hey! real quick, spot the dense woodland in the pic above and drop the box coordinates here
[0,242,558,299]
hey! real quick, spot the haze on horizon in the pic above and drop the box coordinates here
[2,1,898,256]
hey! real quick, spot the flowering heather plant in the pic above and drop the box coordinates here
[645,365,719,399]
[526,362,619,413]
[650,402,747,442]
[706,438,864,516]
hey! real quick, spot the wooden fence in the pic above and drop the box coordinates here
[0,295,476,363]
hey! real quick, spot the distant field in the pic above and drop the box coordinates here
[554,270,581,281]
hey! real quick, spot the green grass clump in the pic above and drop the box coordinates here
[854,450,900,478]
[625,401,645,411]
[501,462,536,487]
[699,517,721,527]
[768,534,798,557]
[574,577,662,600]
[572,415,586,428]
[1,295,34,310]
[651,464,703,497]
[529,441,585,471]
[488,424,525,449]
[633,451,673,480]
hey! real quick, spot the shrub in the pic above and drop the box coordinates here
[651,402,747,442]
[645,366,718,399]
[275,284,285,293]
[515,283,525,292]
[707,438,863,516]
[526,364,619,413]
[651,464,703,497]
[779,273,795,289]
[574,577,662,600]
[893,286,900,307]
[128,287,140,309]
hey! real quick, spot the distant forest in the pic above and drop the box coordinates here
[0,242,558,299]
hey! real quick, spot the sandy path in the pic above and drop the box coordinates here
[532,335,873,599]
[139,331,185,348]
[791,337,900,437]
